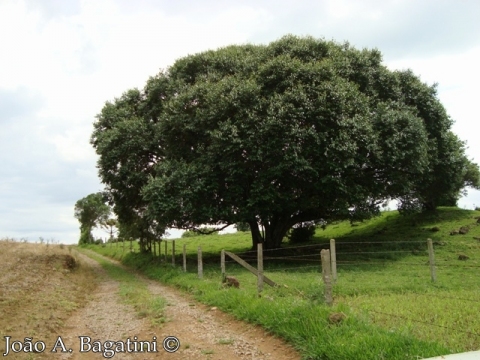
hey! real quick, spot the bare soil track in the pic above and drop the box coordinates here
[1,242,300,360]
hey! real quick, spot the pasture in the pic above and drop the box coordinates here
[86,207,480,359]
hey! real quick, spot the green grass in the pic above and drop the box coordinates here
[218,338,235,345]
[84,207,480,359]
[78,249,167,326]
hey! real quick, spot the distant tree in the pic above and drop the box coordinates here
[101,218,118,242]
[92,35,479,250]
[181,230,197,238]
[74,193,110,245]
[401,131,480,211]
[181,227,219,238]
[115,216,163,252]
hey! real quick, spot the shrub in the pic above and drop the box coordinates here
[181,230,197,238]
[288,222,316,244]
[235,222,250,232]
[182,227,219,238]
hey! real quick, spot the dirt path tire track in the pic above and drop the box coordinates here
[49,252,151,360]
[54,250,301,360]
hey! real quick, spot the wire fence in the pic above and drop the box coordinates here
[208,237,480,348]
[82,233,480,346]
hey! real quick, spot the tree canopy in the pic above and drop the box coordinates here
[91,35,479,249]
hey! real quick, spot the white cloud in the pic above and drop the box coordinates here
[49,128,96,162]
[386,46,480,160]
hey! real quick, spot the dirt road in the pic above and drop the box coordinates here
[52,251,301,360]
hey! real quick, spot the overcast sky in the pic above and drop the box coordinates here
[1,0,479,244]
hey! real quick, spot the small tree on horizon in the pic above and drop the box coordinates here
[74,193,111,245]
[101,218,119,242]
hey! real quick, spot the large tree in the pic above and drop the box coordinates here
[92,35,479,249]
[74,193,111,244]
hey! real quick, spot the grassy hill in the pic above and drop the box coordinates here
[86,207,480,359]
[0,241,98,358]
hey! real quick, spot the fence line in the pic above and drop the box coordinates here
[224,259,480,269]
[335,262,425,266]
[225,258,474,270]
[232,254,320,260]
[330,240,429,245]
[263,256,318,261]
[223,258,320,265]
[93,237,480,343]
[112,238,480,273]
[212,239,434,256]
[335,261,480,268]
[97,235,480,350]
[236,243,328,254]
[267,264,321,271]
[332,250,419,254]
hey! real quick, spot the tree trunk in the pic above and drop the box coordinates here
[248,217,292,250]
[249,220,263,250]
[423,200,437,212]
[139,235,151,253]
[263,223,290,249]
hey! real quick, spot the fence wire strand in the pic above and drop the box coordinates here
[233,239,430,255]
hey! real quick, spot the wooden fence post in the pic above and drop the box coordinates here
[153,239,156,257]
[221,249,226,281]
[130,238,133,252]
[172,240,176,266]
[321,249,333,306]
[427,238,437,282]
[257,243,264,295]
[198,246,203,279]
[330,239,337,283]
[183,244,187,272]
[164,241,167,262]
[224,251,277,287]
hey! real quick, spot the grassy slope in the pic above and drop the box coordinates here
[0,242,98,359]
[85,207,480,360]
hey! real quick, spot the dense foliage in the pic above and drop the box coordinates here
[91,35,479,249]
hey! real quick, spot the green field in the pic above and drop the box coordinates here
[85,207,480,359]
